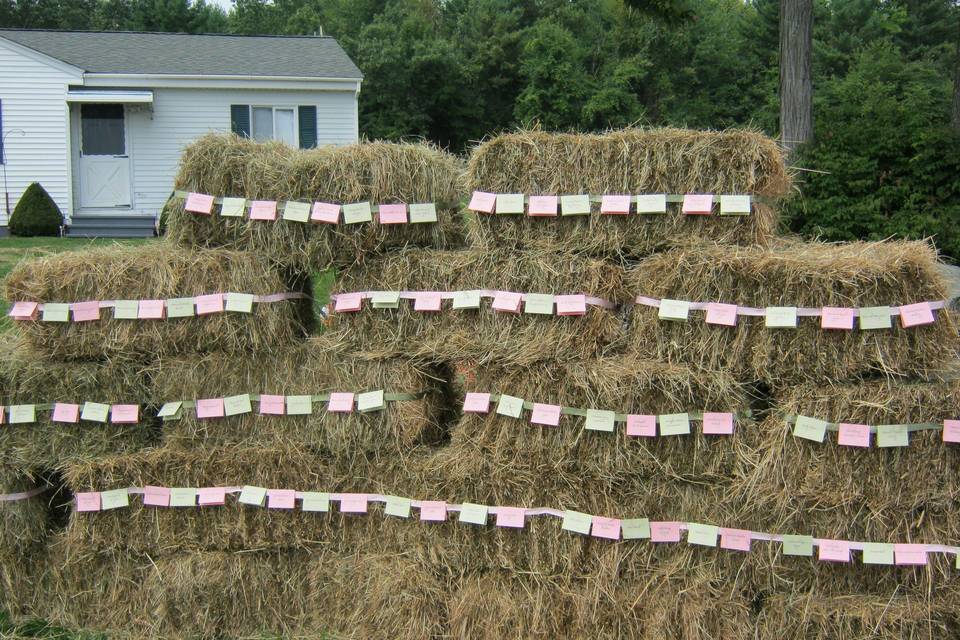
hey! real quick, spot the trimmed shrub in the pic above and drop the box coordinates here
[9,183,62,237]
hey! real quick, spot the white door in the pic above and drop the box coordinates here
[78,104,131,208]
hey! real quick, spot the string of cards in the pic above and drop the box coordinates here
[789,414,960,448]
[6,292,304,323]
[179,191,439,225]
[331,290,614,315]
[640,295,945,329]
[464,392,741,434]
[70,485,960,568]
[0,391,415,425]
[467,191,753,216]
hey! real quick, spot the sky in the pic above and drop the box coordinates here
[208,0,234,11]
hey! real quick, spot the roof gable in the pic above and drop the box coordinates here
[0,30,362,80]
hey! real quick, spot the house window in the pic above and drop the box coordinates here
[251,106,297,147]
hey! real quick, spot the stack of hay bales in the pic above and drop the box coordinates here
[0,135,463,638]
[4,125,960,639]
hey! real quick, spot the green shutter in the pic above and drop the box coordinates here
[298,105,317,149]
[230,105,250,138]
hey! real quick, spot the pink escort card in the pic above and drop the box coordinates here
[267,489,297,510]
[837,423,871,448]
[110,404,139,424]
[463,393,491,414]
[682,194,713,215]
[378,203,408,224]
[893,543,928,566]
[528,195,559,216]
[591,516,622,540]
[138,299,165,320]
[185,192,215,214]
[495,506,526,528]
[51,403,80,424]
[311,202,341,224]
[626,414,657,437]
[705,303,738,327]
[249,200,277,221]
[419,500,448,521]
[600,195,631,215]
[468,191,496,213]
[899,302,935,328]
[821,307,855,330]
[72,301,101,322]
[259,394,286,415]
[196,398,225,420]
[76,492,101,512]
[701,412,734,435]
[492,291,523,313]
[650,521,682,542]
[943,419,960,443]
[334,293,363,313]
[818,539,851,563]
[198,487,226,506]
[719,528,752,552]
[143,486,171,507]
[530,403,562,427]
[327,393,355,413]
[10,301,39,320]
[339,493,369,513]
[414,292,443,312]
[555,294,587,316]
[195,294,225,315]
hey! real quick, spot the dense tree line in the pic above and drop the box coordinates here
[2,0,960,256]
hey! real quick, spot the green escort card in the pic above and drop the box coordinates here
[357,390,386,413]
[225,293,254,314]
[100,488,130,510]
[876,424,909,448]
[384,496,412,518]
[458,503,489,525]
[282,201,311,223]
[157,401,184,421]
[42,303,70,322]
[496,394,525,418]
[765,306,798,328]
[452,290,482,309]
[408,203,438,223]
[858,306,893,330]
[80,402,110,423]
[301,492,330,512]
[584,409,616,432]
[223,394,252,416]
[238,486,267,506]
[286,395,313,416]
[166,297,196,318]
[781,534,814,557]
[220,197,246,217]
[524,294,555,315]
[371,291,401,309]
[169,488,197,508]
[113,300,139,320]
[658,299,690,322]
[621,518,651,540]
[792,415,828,443]
[495,193,525,214]
[8,404,36,424]
[861,542,894,565]
[561,510,593,535]
[342,202,373,224]
[687,523,719,547]
[560,194,590,216]
[659,413,691,436]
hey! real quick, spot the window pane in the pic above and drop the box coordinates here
[81,104,125,155]
[275,108,295,147]
[252,107,273,141]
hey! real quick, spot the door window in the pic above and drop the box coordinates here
[81,104,125,156]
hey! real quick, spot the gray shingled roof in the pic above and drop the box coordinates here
[0,29,362,79]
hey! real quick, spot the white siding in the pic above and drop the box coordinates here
[128,87,359,217]
[0,42,77,225]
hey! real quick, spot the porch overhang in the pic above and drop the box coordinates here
[66,89,154,104]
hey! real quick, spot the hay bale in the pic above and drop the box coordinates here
[755,593,958,639]
[0,466,52,618]
[166,133,465,269]
[0,339,159,469]
[3,241,313,361]
[439,355,751,485]
[447,569,752,640]
[27,548,444,639]
[329,248,627,365]
[464,128,789,257]
[627,239,959,384]
[150,335,449,453]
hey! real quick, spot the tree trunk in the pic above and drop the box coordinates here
[952,11,960,131]
[780,0,813,153]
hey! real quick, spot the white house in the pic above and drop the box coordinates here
[0,29,363,237]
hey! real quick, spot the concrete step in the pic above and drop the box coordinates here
[67,214,156,238]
